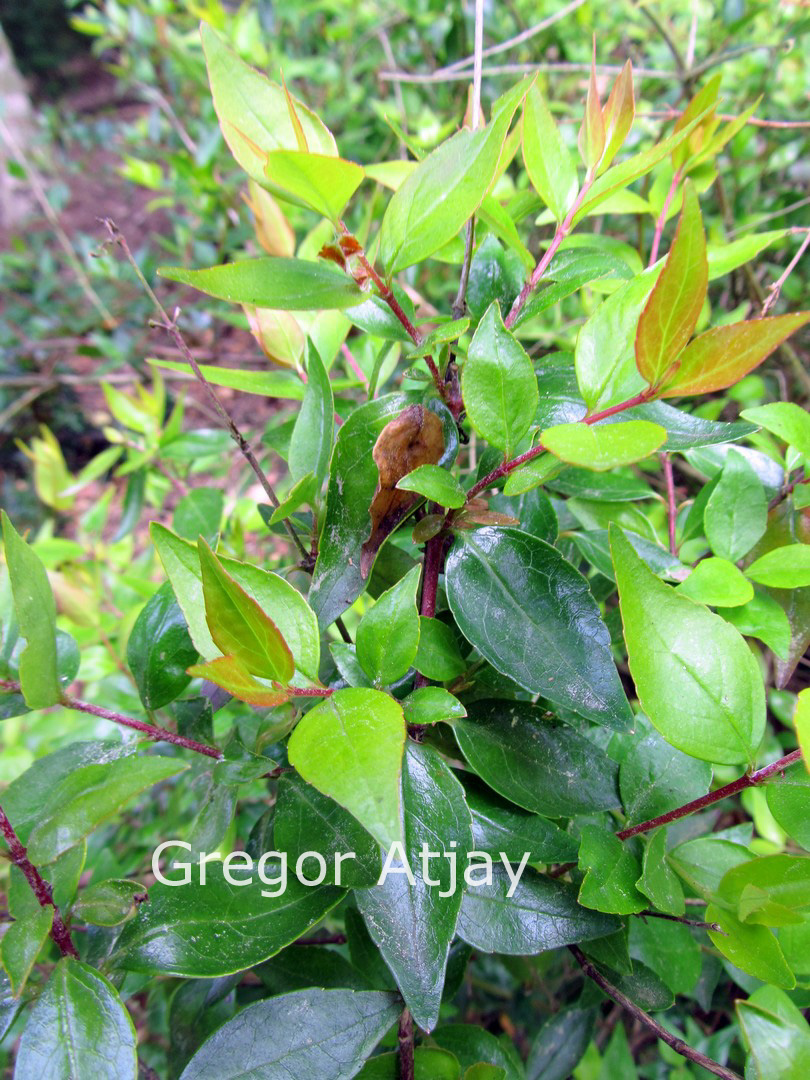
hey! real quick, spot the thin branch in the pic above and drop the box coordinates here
[617,749,803,841]
[379,62,674,85]
[0,118,118,330]
[761,228,810,316]
[398,1007,415,1080]
[438,0,588,74]
[451,0,483,322]
[101,219,310,564]
[0,805,78,958]
[568,946,742,1080]
[634,1,687,76]
[637,910,723,933]
[661,452,678,555]
[644,107,810,131]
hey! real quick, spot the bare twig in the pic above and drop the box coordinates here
[638,909,724,933]
[761,229,810,316]
[379,62,673,85]
[0,805,78,958]
[101,219,311,564]
[568,946,742,1080]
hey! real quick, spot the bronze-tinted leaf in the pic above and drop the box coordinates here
[360,405,444,577]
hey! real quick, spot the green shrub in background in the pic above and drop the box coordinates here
[2,3,810,1077]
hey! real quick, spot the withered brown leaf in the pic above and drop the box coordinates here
[360,404,444,578]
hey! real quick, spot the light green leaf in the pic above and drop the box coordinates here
[1,511,60,709]
[541,420,666,471]
[396,464,466,509]
[379,81,527,274]
[522,83,578,221]
[706,903,795,988]
[742,402,810,456]
[264,150,364,220]
[287,687,406,850]
[704,450,768,562]
[462,301,538,457]
[0,907,53,997]
[718,590,791,659]
[578,826,646,915]
[289,343,334,486]
[356,565,421,685]
[637,829,685,915]
[159,258,363,310]
[746,544,810,588]
[707,230,788,281]
[610,524,766,764]
[737,985,810,1080]
[676,557,755,607]
[403,686,466,726]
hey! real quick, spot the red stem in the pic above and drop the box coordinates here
[61,695,223,758]
[398,1008,415,1080]
[413,532,445,696]
[661,451,678,555]
[0,804,78,958]
[648,168,682,267]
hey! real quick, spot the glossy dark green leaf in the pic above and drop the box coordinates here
[15,958,137,1080]
[180,988,400,1080]
[309,393,411,629]
[274,771,381,887]
[465,779,578,864]
[403,686,466,726]
[167,977,240,1078]
[526,1007,596,1080]
[357,743,473,1031]
[0,906,52,997]
[356,565,421,685]
[453,699,620,817]
[637,829,684,915]
[571,529,682,583]
[629,917,701,996]
[547,467,654,502]
[257,947,371,995]
[613,399,757,449]
[115,864,345,976]
[445,528,632,729]
[458,866,619,954]
[127,582,197,710]
[159,257,363,309]
[414,617,467,681]
[71,879,148,927]
[619,729,712,826]
[466,235,525,320]
[1,510,60,709]
[489,488,558,543]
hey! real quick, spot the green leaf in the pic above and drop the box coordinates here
[287,687,406,851]
[356,565,421,685]
[717,854,810,925]
[357,743,472,1031]
[26,756,188,863]
[620,399,758,450]
[289,343,334,486]
[445,528,633,729]
[150,359,348,399]
[571,528,682,584]
[462,302,538,458]
[466,780,577,864]
[274,772,381,887]
[432,1026,523,1080]
[522,83,578,221]
[575,265,661,412]
[1,511,60,709]
[403,686,466,726]
[127,582,197,710]
[379,81,527,273]
[767,769,810,851]
[15,958,137,1080]
[268,472,317,525]
[180,988,399,1080]
[629,918,701,997]
[635,181,707,388]
[173,488,224,543]
[356,1049,462,1079]
[659,312,810,397]
[200,23,336,185]
[741,402,810,456]
[706,903,795,988]
[676,557,755,607]
[526,1007,596,1080]
[737,985,810,1080]
[707,230,788,281]
[152,524,320,679]
[610,525,766,764]
[414,617,467,681]
[719,590,791,659]
[458,866,619,955]
[668,836,754,899]
[186,654,289,706]
[620,728,712,826]
[263,150,364,220]
[397,464,466,509]
[158,257,363,310]
[0,907,52,997]
[71,879,148,927]
[746,544,810,588]
[115,864,344,976]
[541,420,666,471]
[453,699,620,817]
[637,829,684,915]
[199,538,294,682]
[704,450,767,562]
[309,393,410,629]
[577,825,646,914]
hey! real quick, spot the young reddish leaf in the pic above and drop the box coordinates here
[198,538,295,682]
[659,312,810,398]
[599,60,635,174]
[187,655,290,707]
[635,181,707,389]
[578,44,605,172]
[672,75,721,171]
